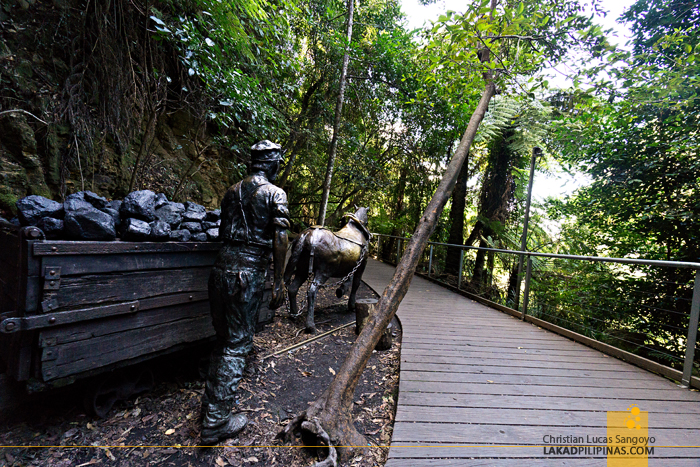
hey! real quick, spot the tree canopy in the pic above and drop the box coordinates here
[1,0,697,460]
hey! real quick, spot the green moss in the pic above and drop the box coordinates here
[29,184,51,198]
[0,191,18,215]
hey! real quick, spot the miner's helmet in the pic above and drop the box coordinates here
[251,140,284,162]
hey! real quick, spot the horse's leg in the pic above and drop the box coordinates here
[287,273,305,318]
[348,259,367,313]
[305,280,320,334]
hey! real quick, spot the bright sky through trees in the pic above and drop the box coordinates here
[400,0,636,201]
[401,0,635,41]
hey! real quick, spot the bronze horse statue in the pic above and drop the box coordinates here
[284,207,371,333]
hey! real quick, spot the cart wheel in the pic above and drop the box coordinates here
[84,383,119,419]
[84,368,154,418]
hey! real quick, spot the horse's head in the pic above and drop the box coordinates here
[352,206,370,226]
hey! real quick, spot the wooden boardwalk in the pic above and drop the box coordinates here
[361,260,700,466]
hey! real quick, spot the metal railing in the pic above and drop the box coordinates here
[370,233,700,389]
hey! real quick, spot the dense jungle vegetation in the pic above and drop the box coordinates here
[0,0,697,374]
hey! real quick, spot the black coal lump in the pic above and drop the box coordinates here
[122,218,151,241]
[64,207,116,240]
[154,193,169,209]
[155,202,185,228]
[205,209,221,222]
[102,207,121,231]
[206,228,220,241]
[16,195,64,225]
[149,220,171,241]
[36,217,64,239]
[120,190,157,222]
[169,229,192,242]
[180,221,203,233]
[183,201,206,222]
[191,232,208,242]
[82,191,110,210]
[64,195,93,213]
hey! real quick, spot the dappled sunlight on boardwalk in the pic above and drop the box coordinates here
[362,260,700,466]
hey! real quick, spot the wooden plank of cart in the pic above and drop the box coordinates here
[0,222,275,415]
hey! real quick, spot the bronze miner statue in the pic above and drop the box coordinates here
[201,140,289,445]
[284,206,371,333]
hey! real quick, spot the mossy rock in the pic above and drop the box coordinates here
[0,189,18,216]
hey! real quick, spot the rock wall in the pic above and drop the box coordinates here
[0,0,244,217]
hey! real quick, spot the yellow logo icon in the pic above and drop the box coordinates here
[625,405,643,430]
[607,405,650,466]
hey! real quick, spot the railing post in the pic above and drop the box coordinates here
[457,249,464,290]
[521,255,532,320]
[682,269,700,387]
[514,147,540,311]
[396,238,402,265]
[428,245,434,278]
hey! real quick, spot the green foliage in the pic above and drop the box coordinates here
[412,0,609,109]
[150,0,302,147]
[537,0,700,370]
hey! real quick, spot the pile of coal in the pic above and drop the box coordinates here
[14,191,221,242]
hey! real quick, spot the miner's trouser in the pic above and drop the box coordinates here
[202,244,269,429]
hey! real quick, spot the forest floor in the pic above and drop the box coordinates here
[0,282,401,467]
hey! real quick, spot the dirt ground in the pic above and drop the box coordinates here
[0,282,401,467]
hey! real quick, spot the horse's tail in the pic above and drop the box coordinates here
[284,232,307,284]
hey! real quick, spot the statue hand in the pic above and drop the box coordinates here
[269,281,285,310]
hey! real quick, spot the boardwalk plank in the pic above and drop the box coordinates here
[399,370,680,390]
[402,341,631,356]
[397,392,700,414]
[387,443,700,460]
[401,349,643,366]
[391,422,700,445]
[403,337,588,350]
[386,454,700,466]
[400,362,665,378]
[395,406,699,428]
[398,380,699,400]
[401,331,581,343]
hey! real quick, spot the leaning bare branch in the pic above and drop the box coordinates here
[0,109,49,125]
[487,34,546,41]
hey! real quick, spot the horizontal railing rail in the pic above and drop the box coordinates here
[373,234,700,269]
[370,233,700,389]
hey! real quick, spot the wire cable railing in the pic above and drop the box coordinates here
[370,233,700,389]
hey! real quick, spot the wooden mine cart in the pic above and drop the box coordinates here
[0,223,275,395]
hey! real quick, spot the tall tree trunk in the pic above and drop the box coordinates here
[279,77,325,189]
[325,188,360,227]
[465,126,517,288]
[471,237,488,289]
[317,0,354,225]
[383,162,408,262]
[464,219,484,246]
[445,150,470,274]
[279,2,498,455]
[277,143,300,190]
[506,262,520,307]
